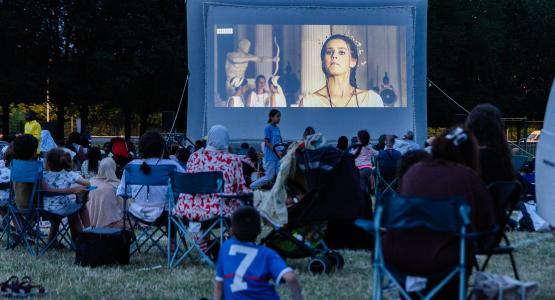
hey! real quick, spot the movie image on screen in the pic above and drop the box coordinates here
[214,24,408,108]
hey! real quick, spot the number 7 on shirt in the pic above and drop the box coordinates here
[229,245,258,292]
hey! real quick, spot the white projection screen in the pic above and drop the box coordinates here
[186,0,428,143]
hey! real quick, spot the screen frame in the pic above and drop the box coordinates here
[186,0,427,144]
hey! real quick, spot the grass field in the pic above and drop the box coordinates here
[0,231,554,299]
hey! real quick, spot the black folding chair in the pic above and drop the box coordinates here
[474,180,522,279]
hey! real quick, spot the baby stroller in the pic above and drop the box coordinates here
[260,144,369,274]
[110,137,132,178]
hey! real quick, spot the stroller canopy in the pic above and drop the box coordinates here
[292,146,366,222]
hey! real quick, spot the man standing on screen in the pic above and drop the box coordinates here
[225,38,278,96]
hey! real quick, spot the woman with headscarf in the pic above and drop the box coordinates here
[40,130,58,155]
[87,157,125,228]
[173,125,249,221]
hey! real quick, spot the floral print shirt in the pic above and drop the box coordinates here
[173,149,249,221]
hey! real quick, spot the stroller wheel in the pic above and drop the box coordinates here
[326,251,345,270]
[307,256,331,274]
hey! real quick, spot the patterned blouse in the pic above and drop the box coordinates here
[173,149,249,221]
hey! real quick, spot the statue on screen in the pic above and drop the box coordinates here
[225,38,278,96]
[299,34,384,107]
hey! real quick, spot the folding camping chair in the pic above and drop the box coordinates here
[373,153,399,203]
[6,160,44,255]
[356,194,473,300]
[474,180,521,279]
[167,171,227,268]
[121,164,176,256]
[0,182,13,246]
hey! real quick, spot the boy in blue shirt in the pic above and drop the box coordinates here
[250,109,282,189]
[214,206,303,300]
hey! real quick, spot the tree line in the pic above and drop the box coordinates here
[1,0,553,141]
[0,0,187,141]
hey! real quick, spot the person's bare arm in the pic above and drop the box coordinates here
[227,53,260,64]
[283,271,303,300]
[213,281,224,300]
[75,178,90,187]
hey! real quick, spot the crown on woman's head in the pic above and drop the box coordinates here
[317,31,367,66]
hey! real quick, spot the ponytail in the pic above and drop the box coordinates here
[140,161,151,175]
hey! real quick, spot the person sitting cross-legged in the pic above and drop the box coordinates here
[213,206,303,300]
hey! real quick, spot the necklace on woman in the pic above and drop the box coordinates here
[325,84,356,107]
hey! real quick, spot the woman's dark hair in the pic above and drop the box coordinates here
[465,103,512,171]
[13,134,38,160]
[397,150,430,179]
[246,147,258,163]
[267,109,280,123]
[139,131,165,159]
[235,78,248,91]
[465,104,506,148]
[87,147,102,173]
[336,136,349,151]
[432,127,479,172]
[303,126,315,139]
[46,148,73,171]
[255,74,266,83]
[320,34,359,88]
[138,131,165,174]
[357,130,370,146]
[231,206,261,242]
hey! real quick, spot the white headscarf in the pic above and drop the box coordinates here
[93,157,120,188]
[206,125,230,152]
[40,130,57,153]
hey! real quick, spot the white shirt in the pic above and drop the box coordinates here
[116,158,185,208]
[248,91,270,107]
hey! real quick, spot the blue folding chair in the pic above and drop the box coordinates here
[121,164,176,256]
[7,160,43,255]
[168,171,231,268]
[356,194,473,300]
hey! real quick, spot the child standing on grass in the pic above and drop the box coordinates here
[250,109,282,189]
[42,148,91,244]
[213,206,303,300]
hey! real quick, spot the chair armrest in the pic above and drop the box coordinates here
[218,192,254,199]
[354,218,376,233]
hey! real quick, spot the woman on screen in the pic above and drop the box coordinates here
[300,34,384,108]
[246,75,270,107]
[227,77,248,107]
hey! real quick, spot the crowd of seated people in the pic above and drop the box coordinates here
[0,102,536,299]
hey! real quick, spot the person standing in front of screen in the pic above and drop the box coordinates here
[225,39,278,97]
[227,77,249,107]
[300,34,384,107]
[246,75,270,107]
[250,109,282,189]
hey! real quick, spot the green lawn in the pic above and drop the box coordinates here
[0,231,553,299]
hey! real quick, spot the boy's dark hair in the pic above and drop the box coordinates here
[231,206,261,242]
[46,148,73,171]
[267,109,280,123]
[336,136,349,151]
[13,134,38,160]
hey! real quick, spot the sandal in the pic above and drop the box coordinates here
[0,276,19,297]
[15,276,47,297]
